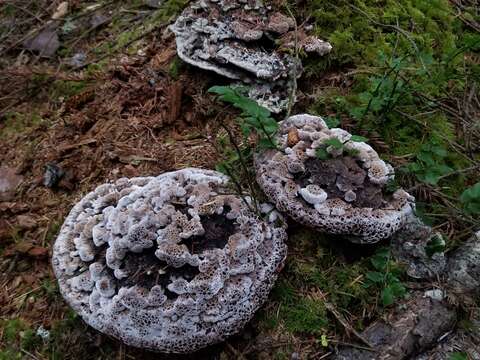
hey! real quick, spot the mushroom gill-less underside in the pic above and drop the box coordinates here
[255,114,415,243]
[52,168,287,353]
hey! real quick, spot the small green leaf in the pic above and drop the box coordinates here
[381,286,395,306]
[460,182,480,215]
[324,116,340,128]
[389,281,406,297]
[425,234,446,257]
[449,353,468,360]
[215,163,229,175]
[261,117,279,134]
[240,123,251,137]
[320,334,329,347]
[350,135,369,142]
[315,147,330,160]
[324,138,344,150]
[366,271,384,283]
[370,248,389,271]
[349,106,364,120]
[258,138,277,150]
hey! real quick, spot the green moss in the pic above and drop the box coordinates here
[0,349,22,360]
[50,80,87,99]
[0,112,44,140]
[303,0,478,231]
[262,228,380,335]
[280,297,328,335]
[45,219,63,245]
[1,319,27,343]
[168,56,184,79]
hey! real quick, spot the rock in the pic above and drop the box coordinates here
[447,230,480,297]
[144,0,164,8]
[52,168,287,353]
[254,114,414,243]
[335,293,456,360]
[413,308,480,359]
[0,166,23,202]
[89,13,110,29]
[43,163,64,188]
[69,52,86,68]
[23,25,60,57]
[300,36,332,56]
[266,12,294,34]
[169,0,331,113]
[390,215,446,280]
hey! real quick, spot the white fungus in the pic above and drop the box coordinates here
[52,168,287,353]
[169,0,331,113]
[255,114,415,243]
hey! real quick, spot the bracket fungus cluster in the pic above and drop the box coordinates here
[52,168,287,353]
[255,114,415,243]
[170,0,331,113]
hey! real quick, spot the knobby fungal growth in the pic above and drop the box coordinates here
[255,114,414,243]
[169,0,331,113]
[52,168,287,353]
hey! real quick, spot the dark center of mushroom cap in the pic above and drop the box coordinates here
[105,205,237,298]
[295,157,392,209]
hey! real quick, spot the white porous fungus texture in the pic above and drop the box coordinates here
[52,168,287,353]
[169,0,330,113]
[254,114,415,243]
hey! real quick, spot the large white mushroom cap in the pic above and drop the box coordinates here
[52,168,287,353]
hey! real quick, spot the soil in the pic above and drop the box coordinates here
[295,157,387,209]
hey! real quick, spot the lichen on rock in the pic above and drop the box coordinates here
[390,215,446,279]
[169,0,331,113]
[335,292,457,360]
[447,230,480,298]
[254,114,415,243]
[52,168,287,353]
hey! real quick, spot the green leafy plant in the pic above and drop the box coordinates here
[208,86,278,149]
[449,353,468,360]
[364,248,406,307]
[350,56,408,123]
[324,115,340,128]
[460,182,480,215]
[408,139,452,185]
[315,135,368,160]
[208,85,280,214]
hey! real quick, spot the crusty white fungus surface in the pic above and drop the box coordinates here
[52,168,287,353]
[254,114,415,243]
[169,0,331,113]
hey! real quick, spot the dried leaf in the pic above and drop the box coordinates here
[52,2,69,19]
[28,247,49,258]
[287,127,299,147]
[16,215,37,230]
[0,166,23,201]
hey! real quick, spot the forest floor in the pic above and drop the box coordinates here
[0,0,479,359]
